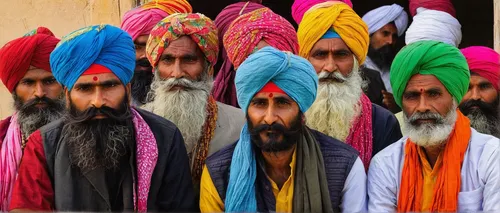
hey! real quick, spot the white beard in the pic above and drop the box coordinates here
[305,57,363,142]
[143,72,213,154]
[403,101,458,148]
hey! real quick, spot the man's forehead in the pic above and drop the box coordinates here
[254,91,293,100]
[405,74,446,91]
[22,68,53,79]
[163,36,201,55]
[75,72,120,83]
[312,37,350,51]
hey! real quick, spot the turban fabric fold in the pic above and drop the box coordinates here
[410,0,456,18]
[120,0,192,41]
[362,4,409,37]
[390,40,469,107]
[405,8,462,47]
[0,27,60,93]
[50,25,135,90]
[223,8,298,68]
[461,46,500,91]
[298,2,369,64]
[291,0,353,24]
[225,46,318,212]
[146,13,219,75]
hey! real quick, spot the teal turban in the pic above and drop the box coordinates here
[226,46,318,212]
[50,24,135,90]
[390,40,470,107]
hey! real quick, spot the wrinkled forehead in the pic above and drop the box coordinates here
[310,37,351,53]
[163,36,205,59]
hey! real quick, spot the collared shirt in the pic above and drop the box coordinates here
[368,128,500,212]
[364,56,392,93]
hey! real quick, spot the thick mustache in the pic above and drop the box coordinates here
[21,97,57,109]
[250,123,287,135]
[318,71,347,82]
[408,112,444,125]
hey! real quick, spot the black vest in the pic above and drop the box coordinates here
[205,129,359,212]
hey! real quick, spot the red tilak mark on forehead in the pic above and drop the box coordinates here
[93,76,98,81]
[420,88,424,92]
[268,93,274,98]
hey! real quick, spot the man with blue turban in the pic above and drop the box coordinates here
[199,46,367,212]
[9,24,197,212]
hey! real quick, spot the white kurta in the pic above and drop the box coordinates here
[367,128,500,212]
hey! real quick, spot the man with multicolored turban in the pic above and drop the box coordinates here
[368,40,500,212]
[212,1,265,107]
[200,46,367,212]
[143,13,245,188]
[362,4,408,112]
[459,46,500,138]
[121,0,192,106]
[9,24,196,212]
[297,1,402,170]
[0,27,64,211]
[213,7,299,108]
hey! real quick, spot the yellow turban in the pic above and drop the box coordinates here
[298,2,369,64]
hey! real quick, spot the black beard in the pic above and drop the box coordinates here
[14,94,65,139]
[62,95,134,172]
[131,58,153,105]
[459,98,500,136]
[367,44,396,70]
[248,113,303,153]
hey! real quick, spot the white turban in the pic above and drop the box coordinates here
[362,4,408,37]
[405,7,462,47]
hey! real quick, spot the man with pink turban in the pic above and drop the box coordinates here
[459,46,500,138]
[214,7,298,108]
[212,1,265,107]
[291,0,353,24]
[120,0,192,106]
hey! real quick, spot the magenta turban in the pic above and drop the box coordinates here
[291,0,353,24]
[461,46,500,91]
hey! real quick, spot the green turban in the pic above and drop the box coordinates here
[390,40,470,107]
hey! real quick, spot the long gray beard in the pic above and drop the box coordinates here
[15,96,65,139]
[467,110,500,137]
[305,58,363,142]
[143,72,212,154]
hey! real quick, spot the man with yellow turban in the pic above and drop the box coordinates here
[297,2,402,170]
[143,13,245,187]
[121,0,192,106]
[368,40,500,212]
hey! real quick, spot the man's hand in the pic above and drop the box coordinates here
[382,90,401,113]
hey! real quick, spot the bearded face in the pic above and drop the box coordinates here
[367,44,396,70]
[305,57,364,141]
[459,97,500,137]
[130,58,153,105]
[62,94,134,173]
[14,93,65,139]
[249,113,303,153]
[143,67,212,154]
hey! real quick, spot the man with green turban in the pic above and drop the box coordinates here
[367,40,500,212]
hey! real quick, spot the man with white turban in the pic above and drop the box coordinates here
[362,4,408,112]
[405,7,462,47]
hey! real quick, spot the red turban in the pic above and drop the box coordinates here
[461,46,500,91]
[0,27,60,93]
[409,0,456,18]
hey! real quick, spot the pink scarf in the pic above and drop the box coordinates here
[345,94,373,170]
[0,114,22,211]
[131,109,158,212]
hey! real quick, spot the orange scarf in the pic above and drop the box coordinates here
[397,110,471,212]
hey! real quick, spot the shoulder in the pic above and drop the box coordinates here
[468,128,500,161]
[206,142,237,166]
[370,137,406,169]
[310,128,359,158]
[372,104,397,122]
[135,107,179,133]
[217,102,244,117]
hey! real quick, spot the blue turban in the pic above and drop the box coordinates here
[226,46,318,212]
[50,24,135,90]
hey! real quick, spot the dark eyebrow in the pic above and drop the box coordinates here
[42,76,56,81]
[181,54,199,60]
[100,79,121,86]
[251,97,267,102]
[479,81,492,86]
[74,80,121,88]
[425,87,442,94]
[134,42,147,46]
[274,96,293,102]
[403,90,420,97]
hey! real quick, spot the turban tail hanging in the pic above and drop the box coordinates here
[50,25,136,90]
[461,46,500,91]
[390,40,469,107]
[0,27,59,93]
[146,13,219,76]
[362,4,409,37]
[297,2,369,64]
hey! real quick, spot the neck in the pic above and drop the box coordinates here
[422,144,445,168]
[261,145,296,189]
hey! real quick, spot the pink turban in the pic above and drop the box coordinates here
[291,0,353,24]
[461,46,500,91]
[120,0,192,41]
[409,0,456,18]
[213,2,266,107]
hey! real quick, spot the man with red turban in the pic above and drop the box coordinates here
[0,27,64,211]
[121,0,192,106]
[459,46,500,138]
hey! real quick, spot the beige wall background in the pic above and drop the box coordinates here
[0,0,139,119]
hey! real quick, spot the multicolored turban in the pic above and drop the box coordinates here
[146,13,219,75]
[50,25,135,90]
[298,2,369,64]
[223,8,298,69]
[409,0,456,18]
[226,46,319,212]
[291,0,353,24]
[390,40,469,107]
[120,0,192,41]
[0,27,60,93]
[362,4,409,37]
[405,8,462,47]
[461,46,500,91]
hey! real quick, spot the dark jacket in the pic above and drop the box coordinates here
[361,67,386,108]
[205,129,359,212]
[371,103,402,156]
[40,108,197,212]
